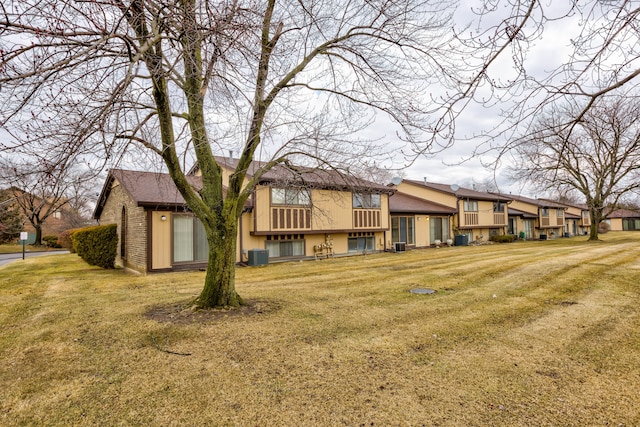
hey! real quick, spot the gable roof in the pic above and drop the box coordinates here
[198,156,392,193]
[93,161,389,219]
[507,207,538,219]
[492,193,566,209]
[606,208,640,218]
[403,179,512,202]
[93,169,204,219]
[539,198,588,211]
[389,191,456,215]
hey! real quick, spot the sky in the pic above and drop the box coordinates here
[394,0,583,196]
[0,1,606,199]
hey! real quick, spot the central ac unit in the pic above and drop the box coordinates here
[394,242,406,252]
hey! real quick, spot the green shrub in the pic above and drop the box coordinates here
[42,235,60,248]
[58,228,83,253]
[72,224,117,269]
[489,234,515,243]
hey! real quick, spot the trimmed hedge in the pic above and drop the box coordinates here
[71,224,118,269]
[58,228,84,253]
[489,234,515,243]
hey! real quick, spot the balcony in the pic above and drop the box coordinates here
[272,207,311,230]
[463,212,479,226]
[353,209,381,229]
[493,213,506,226]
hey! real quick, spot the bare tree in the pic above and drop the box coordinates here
[1,0,478,308]
[431,1,639,169]
[6,1,631,308]
[0,156,97,245]
[510,96,640,241]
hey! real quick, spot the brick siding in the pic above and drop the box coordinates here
[98,181,148,272]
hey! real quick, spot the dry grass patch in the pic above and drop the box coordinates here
[1,234,639,425]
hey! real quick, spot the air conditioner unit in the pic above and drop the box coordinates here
[394,242,406,252]
[248,249,269,266]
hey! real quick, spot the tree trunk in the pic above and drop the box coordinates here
[588,206,603,241]
[588,221,599,241]
[34,224,42,246]
[195,217,244,308]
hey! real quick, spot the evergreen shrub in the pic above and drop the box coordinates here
[42,235,60,248]
[72,224,117,268]
[489,234,515,243]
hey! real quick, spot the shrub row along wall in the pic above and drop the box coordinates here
[71,224,118,269]
[58,228,84,253]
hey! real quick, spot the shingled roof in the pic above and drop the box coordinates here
[403,179,512,202]
[606,208,640,218]
[192,156,392,194]
[389,191,456,214]
[93,169,205,219]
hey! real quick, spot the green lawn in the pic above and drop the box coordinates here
[1,233,639,426]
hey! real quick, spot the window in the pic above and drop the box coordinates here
[348,236,376,252]
[266,240,305,258]
[556,209,564,217]
[493,202,505,213]
[353,193,381,209]
[271,188,311,205]
[523,220,534,238]
[623,219,640,230]
[430,217,450,243]
[463,200,478,212]
[391,216,415,245]
[541,208,549,217]
[173,215,208,263]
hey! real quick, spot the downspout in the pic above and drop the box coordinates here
[455,196,461,232]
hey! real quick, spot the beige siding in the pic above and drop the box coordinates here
[508,199,538,215]
[151,211,172,269]
[312,190,353,230]
[379,194,390,230]
[239,212,263,263]
[414,215,430,247]
[609,218,623,231]
[252,186,272,232]
[396,182,456,207]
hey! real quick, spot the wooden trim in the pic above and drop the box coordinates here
[146,210,153,273]
[251,228,387,236]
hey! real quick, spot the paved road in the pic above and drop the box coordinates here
[0,251,70,267]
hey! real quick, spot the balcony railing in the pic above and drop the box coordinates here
[464,212,478,226]
[493,213,506,225]
[272,207,312,230]
[541,217,550,226]
[353,209,381,228]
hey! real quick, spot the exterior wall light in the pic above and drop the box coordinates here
[161,215,167,221]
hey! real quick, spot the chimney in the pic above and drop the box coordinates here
[229,150,233,160]
[423,176,427,184]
